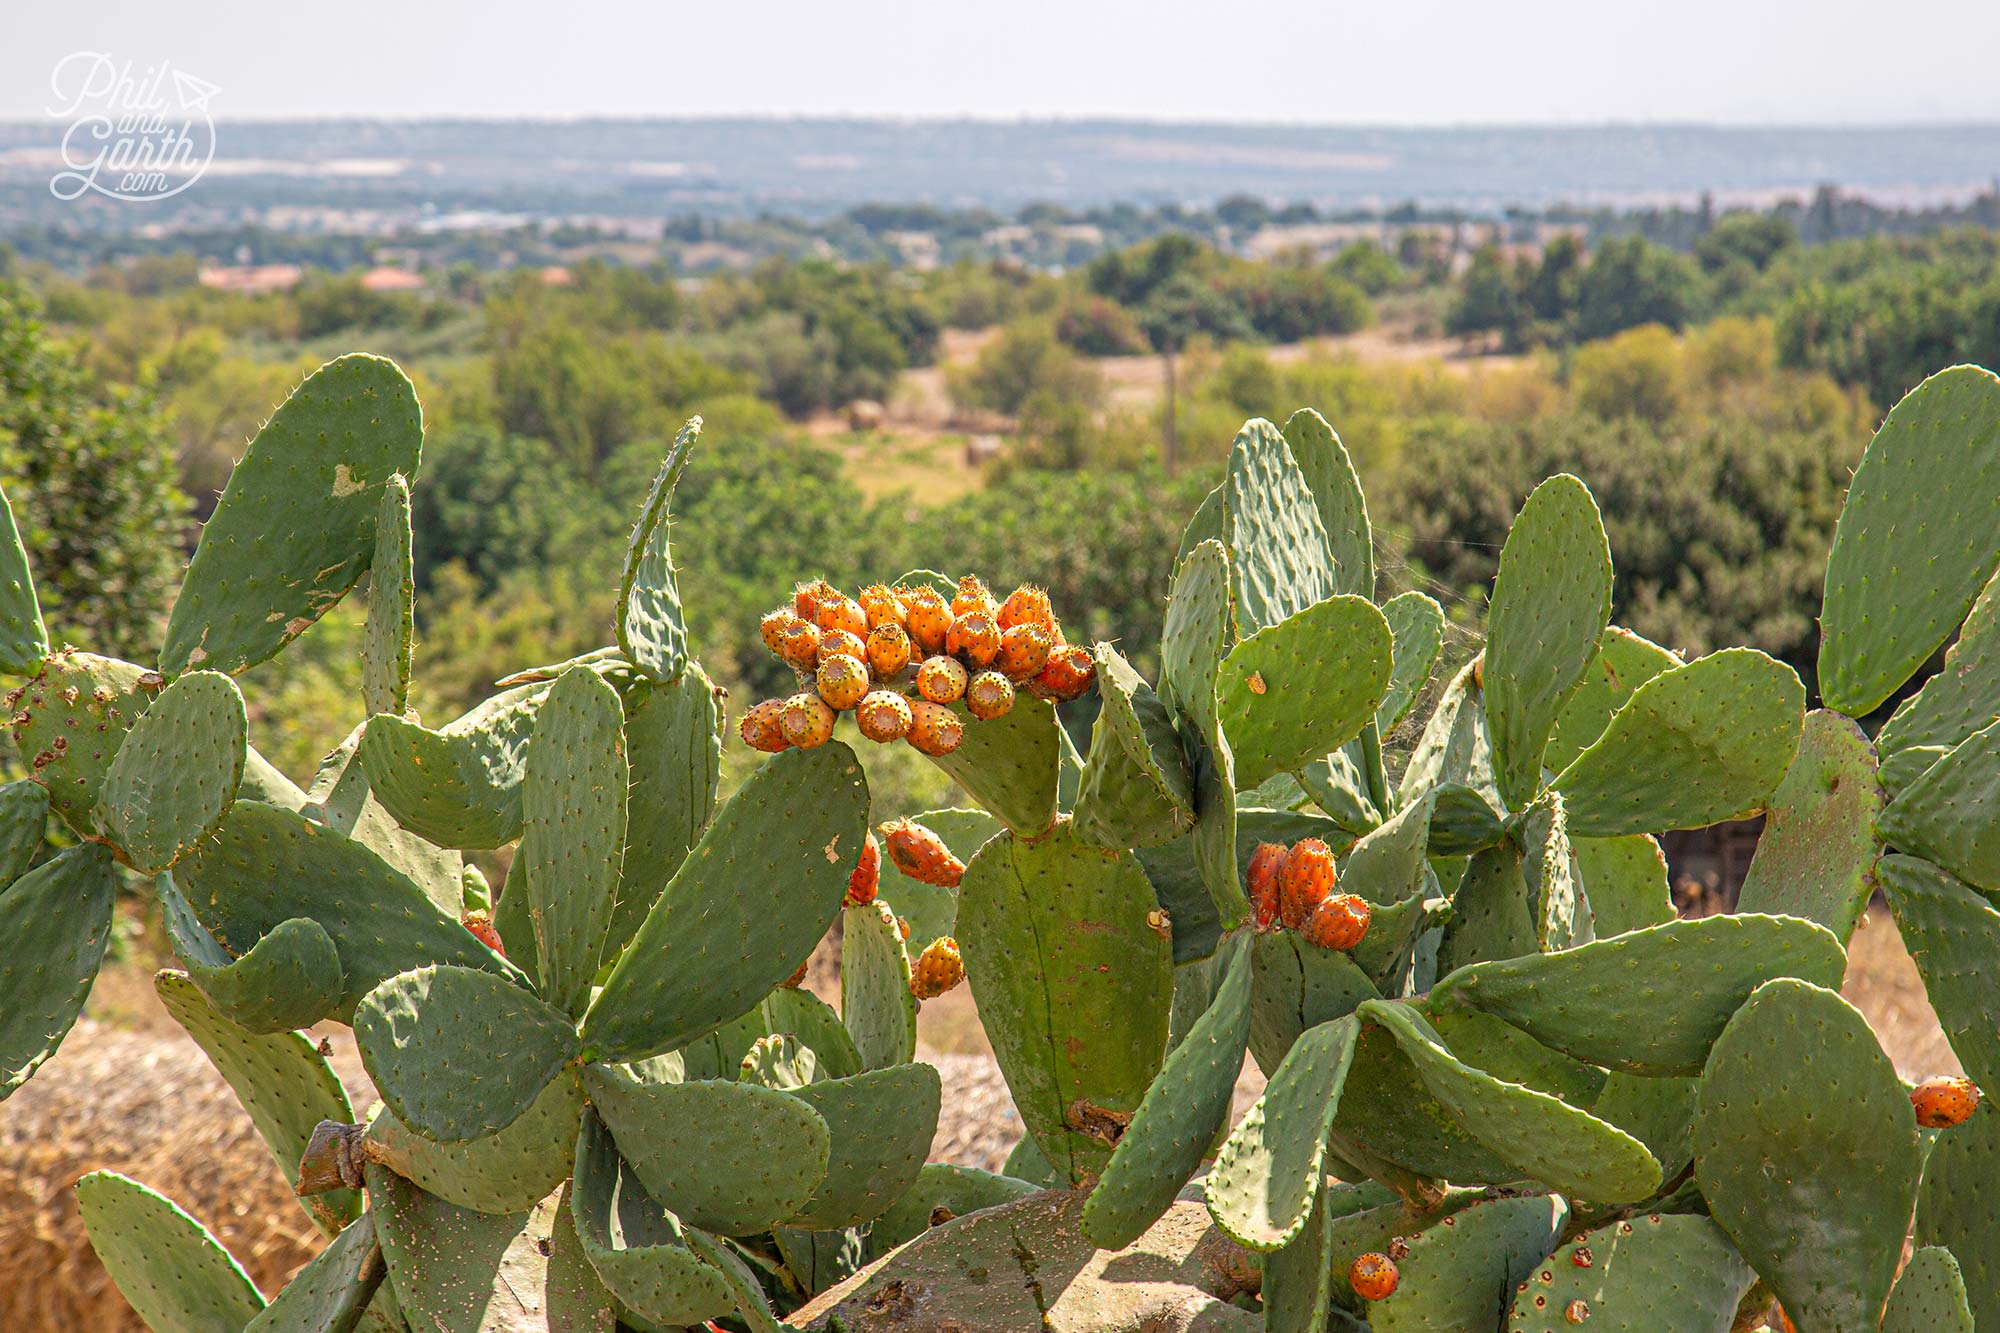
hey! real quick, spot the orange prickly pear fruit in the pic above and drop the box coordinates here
[1278,839,1336,931]
[996,623,1054,681]
[461,909,506,956]
[739,698,791,753]
[1349,1252,1398,1301]
[858,583,906,631]
[947,612,1001,669]
[910,936,966,999]
[905,699,965,757]
[1911,1075,1981,1127]
[846,832,881,907]
[1246,842,1286,932]
[816,654,870,711]
[901,585,953,655]
[759,608,799,656]
[1472,653,1485,691]
[1302,893,1371,951]
[866,623,913,679]
[965,670,1015,721]
[997,584,1054,635]
[777,620,822,672]
[855,690,914,743]
[792,580,831,621]
[881,818,966,887]
[1033,644,1097,702]
[778,693,836,748]
[815,589,869,639]
[916,655,969,704]
[819,628,867,663]
[952,574,998,620]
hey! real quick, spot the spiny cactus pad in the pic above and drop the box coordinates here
[781,1062,942,1230]
[1364,1194,1568,1333]
[0,779,47,883]
[840,899,916,1071]
[1507,1213,1755,1333]
[567,1114,735,1327]
[1072,643,1195,850]
[77,1171,268,1331]
[161,353,422,680]
[1736,710,1880,945]
[1876,575,2000,796]
[1882,1245,1976,1333]
[1915,1103,2000,1331]
[1570,833,1674,937]
[161,879,343,1034]
[241,1211,385,1333]
[1375,590,1444,737]
[365,1163,557,1333]
[96,669,247,875]
[1207,1014,1357,1250]
[0,483,46,674]
[1281,407,1374,600]
[364,1069,584,1216]
[0,843,115,1100]
[1217,593,1392,790]
[361,474,414,717]
[606,664,721,956]
[1543,626,1681,775]
[918,691,1063,833]
[13,648,150,834]
[1224,417,1336,634]
[616,418,698,682]
[1880,854,2000,1090]
[867,1163,1040,1255]
[357,682,545,849]
[1878,716,2000,891]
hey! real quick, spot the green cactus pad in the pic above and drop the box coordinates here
[868,1163,1041,1255]
[1072,643,1196,850]
[522,665,628,1014]
[1191,725,1250,932]
[1301,747,1384,835]
[1260,1177,1339,1333]
[921,692,1063,835]
[683,1229,784,1333]
[1318,1186,1482,1309]
[361,474,414,717]
[1879,717,2000,891]
[546,1186,617,1333]
[1217,594,1392,790]
[1695,978,1921,1331]
[1335,792,1432,906]
[1915,1103,2000,1331]
[1544,626,1682,774]
[1282,408,1374,599]
[582,742,867,1063]
[617,417,698,682]
[1877,577,2000,795]
[584,1063,832,1235]
[1590,1072,1698,1183]
[357,682,545,849]
[1207,1015,1358,1250]
[178,801,518,1018]
[739,1033,819,1088]
[1003,1131,1063,1188]
[1365,1194,1569,1333]
[760,986,864,1079]
[1424,1005,1606,1108]
[161,877,343,1034]
[12,649,150,835]
[1160,538,1233,741]
[957,822,1173,1183]
[0,779,47,884]
[606,664,720,957]
[1484,474,1615,809]
[1137,806,1346,967]
[77,1171,267,1331]
[1375,591,1444,737]
[1571,834,1673,938]
[1507,1213,1755,1333]
[568,1114,736,1327]
[365,1068,584,1215]
[776,1224,868,1299]
[155,972,358,1234]
[95,670,246,875]
[1552,648,1805,837]
[841,899,916,1071]
[240,745,307,811]
[1426,782,1506,856]
[1882,1246,1974,1333]
[783,1062,942,1229]
[1176,482,1227,570]
[1398,658,1499,810]
[1819,364,2000,716]
[1224,417,1336,634]
[1083,932,1252,1249]
[1362,999,1662,1202]
[243,1212,385,1333]
[1435,838,1535,974]
[0,484,46,674]
[1247,930,1381,1076]
[1,843,115,1100]
[1349,893,1452,999]
[161,354,422,679]
[303,724,465,916]
[1433,913,1847,1076]
[356,964,577,1143]
[1737,711,1883,941]
[876,806,998,945]
[1880,854,2000,1089]
[366,1164,559,1333]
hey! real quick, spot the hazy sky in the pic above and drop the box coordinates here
[4,0,1998,125]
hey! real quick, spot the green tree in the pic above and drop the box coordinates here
[1572,237,1706,341]
[1446,245,1524,341]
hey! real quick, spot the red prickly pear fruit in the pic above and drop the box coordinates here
[947,612,1001,669]
[996,623,1054,681]
[909,936,965,999]
[815,590,869,639]
[900,585,953,655]
[816,654,870,711]
[777,620,822,671]
[846,832,881,906]
[951,574,998,620]
[855,690,914,743]
[739,698,791,753]
[881,818,966,887]
[1034,645,1097,702]
[1349,1252,1398,1301]
[778,693,836,748]
[858,583,906,631]
[1246,842,1286,932]
[1302,892,1371,951]
[916,655,969,703]
[997,585,1054,634]
[820,628,868,664]
[1278,838,1336,931]
[965,670,1015,721]
[759,608,799,656]
[865,623,913,679]
[1911,1074,1981,1127]
[461,909,506,956]
[905,699,965,757]
[782,960,810,989]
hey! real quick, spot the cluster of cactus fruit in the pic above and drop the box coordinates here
[740,575,1096,758]
[5,353,2000,1333]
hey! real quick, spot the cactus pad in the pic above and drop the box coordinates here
[0,843,115,1100]
[366,1164,557,1333]
[1247,930,1381,1075]
[684,1228,785,1333]
[366,1069,583,1216]
[1880,854,2000,1090]
[1206,1014,1357,1250]
[1376,590,1444,737]
[1282,407,1374,599]
[617,417,698,681]
[12,648,150,835]
[0,779,46,883]
[1507,1213,1755,1332]
[1876,575,2000,795]
[922,692,1064,834]
[161,354,422,679]
[1072,643,1195,850]
[568,1114,735,1327]
[1217,594,1392,789]
[1365,1194,1569,1333]
[1915,1103,2000,1332]
[161,877,343,1034]
[1570,834,1673,938]
[242,1212,385,1333]
[361,474,414,717]
[96,670,246,875]
[1878,717,2000,891]
[1737,710,1883,941]
[0,484,46,674]
[868,1163,1041,1255]
[1883,1246,1975,1333]
[1398,658,1499,810]
[1160,539,1233,741]
[1543,626,1681,774]
[782,1062,942,1229]
[77,1171,267,1331]
[357,682,545,849]
[606,664,721,957]
[841,900,916,1070]
[1224,417,1336,634]
[1694,978,1920,1331]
